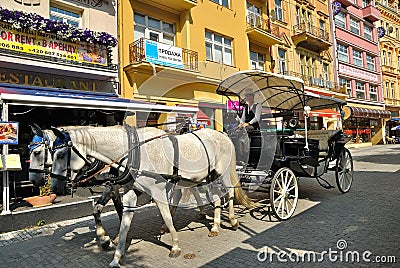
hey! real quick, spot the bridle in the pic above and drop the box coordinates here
[50,131,92,182]
[28,134,52,175]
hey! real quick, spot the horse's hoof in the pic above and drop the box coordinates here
[160,226,169,235]
[208,231,219,237]
[169,248,181,258]
[232,220,239,230]
[198,214,206,220]
[100,237,111,250]
[109,260,120,267]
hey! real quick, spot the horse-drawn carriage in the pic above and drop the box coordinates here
[28,70,353,266]
[217,70,354,220]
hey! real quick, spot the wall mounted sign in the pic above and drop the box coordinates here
[338,64,378,82]
[0,22,107,66]
[145,39,183,69]
[332,2,342,16]
[0,69,106,92]
[227,100,243,110]
[0,122,19,145]
[377,27,385,38]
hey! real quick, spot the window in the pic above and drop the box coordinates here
[250,51,264,71]
[386,82,390,98]
[362,0,371,8]
[275,0,283,21]
[388,52,392,66]
[338,44,348,62]
[211,0,229,8]
[323,63,329,81]
[340,77,352,96]
[335,12,346,29]
[50,6,80,28]
[366,55,375,71]
[134,13,175,45]
[364,24,372,41]
[369,85,377,101]
[382,50,387,65]
[356,82,365,99]
[391,83,395,99]
[398,55,400,69]
[350,17,360,35]
[353,50,363,67]
[247,2,261,27]
[205,31,233,65]
[278,49,286,74]
[320,21,326,39]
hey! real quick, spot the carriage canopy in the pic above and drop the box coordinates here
[216,70,346,112]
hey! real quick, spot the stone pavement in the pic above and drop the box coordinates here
[0,145,399,268]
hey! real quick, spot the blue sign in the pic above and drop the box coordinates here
[332,2,341,16]
[377,27,385,38]
[144,39,184,69]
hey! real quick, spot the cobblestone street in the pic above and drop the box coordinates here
[0,145,399,267]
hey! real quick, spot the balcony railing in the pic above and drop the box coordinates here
[246,14,281,39]
[280,71,346,94]
[129,38,198,72]
[293,23,330,42]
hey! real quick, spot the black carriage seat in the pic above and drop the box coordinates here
[295,130,340,157]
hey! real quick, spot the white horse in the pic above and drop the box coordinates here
[28,124,123,249]
[49,126,255,267]
[28,124,207,249]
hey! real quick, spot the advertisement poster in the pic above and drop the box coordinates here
[0,22,107,66]
[145,39,184,69]
[0,122,19,145]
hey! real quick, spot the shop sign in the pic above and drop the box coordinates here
[0,22,107,66]
[0,122,18,145]
[0,69,100,92]
[227,100,243,110]
[342,106,351,120]
[338,64,378,82]
[145,40,183,69]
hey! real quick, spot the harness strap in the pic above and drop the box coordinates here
[167,134,179,176]
[191,131,212,183]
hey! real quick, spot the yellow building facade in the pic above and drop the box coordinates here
[377,0,400,118]
[118,0,340,130]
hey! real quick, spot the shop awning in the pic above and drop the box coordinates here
[0,85,198,114]
[196,109,211,126]
[347,106,391,119]
[309,108,340,118]
[390,117,400,121]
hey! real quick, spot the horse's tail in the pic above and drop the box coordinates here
[230,145,257,209]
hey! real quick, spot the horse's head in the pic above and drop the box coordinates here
[50,127,89,194]
[28,124,53,187]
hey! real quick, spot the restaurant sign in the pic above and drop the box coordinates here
[0,22,107,66]
[338,64,378,82]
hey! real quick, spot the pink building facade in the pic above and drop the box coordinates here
[331,0,390,145]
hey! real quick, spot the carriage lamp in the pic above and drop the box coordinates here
[304,106,311,116]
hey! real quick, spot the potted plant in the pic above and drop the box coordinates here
[24,176,57,207]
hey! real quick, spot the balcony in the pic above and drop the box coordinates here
[246,14,283,46]
[128,38,198,72]
[334,0,354,7]
[142,0,197,12]
[362,5,380,22]
[292,23,332,53]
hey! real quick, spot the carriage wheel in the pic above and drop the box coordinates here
[269,168,298,221]
[335,148,353,193]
